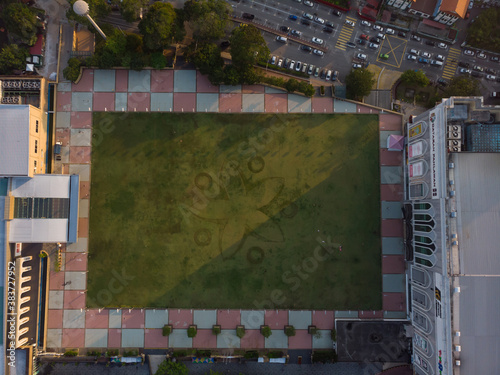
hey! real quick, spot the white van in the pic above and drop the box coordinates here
[276,36,288,43]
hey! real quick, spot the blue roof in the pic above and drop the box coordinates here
[67,174,79,243]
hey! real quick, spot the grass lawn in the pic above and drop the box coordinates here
[88,113,381,310]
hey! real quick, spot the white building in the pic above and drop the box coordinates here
[404,97,500,374]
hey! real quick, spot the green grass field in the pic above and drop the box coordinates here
[88,113,381,310]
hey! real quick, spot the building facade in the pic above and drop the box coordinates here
[404,97,500,374]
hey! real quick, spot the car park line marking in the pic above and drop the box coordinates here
[376,37,407,68]
[441,48,461,80]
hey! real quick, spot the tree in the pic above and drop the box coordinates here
[139,2,177,51]
[444,76,481,97]
[3,3,39,46]
[0,45,30,75]
[120,0,148,22]
[345,68,375,100]
[184,0,232,42]
[230,24,270,68]
[400,69,429,87]
[190,42,225,84]
[285,78,299,93]
[63,58,83,82]
[467,8,500,52]
[154,360,188,375]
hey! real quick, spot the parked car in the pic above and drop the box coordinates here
[471,71,483,78]
[301,45,312,52]
[418,58,429,64]
[379,53,389,60]
[270,55,277,64]
[291,29,302,37]
[438,42,447,49]
[313,49,324,56]
[357,39,366,45]
[289,14,298,20]
[295,61,302,71]
[288,60,295,70]
[307,64,314,75]
[373,25,383,32]
[412,34,421,41]
[332,71,339,81]
[345,20,355,27]
[490,56,500,62]
[425,40,436,46]
[314,67,320,77]
[485,67,496,74]
[323,27,333,33]
[276,36,287,43]
[277,58,283,67]
[280,26,290,32]
[346,42,356,48]
[407,54,417,61]
[464,49,475,56]
[320,69,326,79]
[486,74,496,80]
[242,13,255,20]
[369,43,379,49]
[477,52,487,59]
[377,33,385,40]
[352,63,362,69]
[459,68,471,74]
[304,0,314,6]
[302,12,313,20]
[409,49,420,55]
[325,70,332,80]
[314,16,325,24]
[370,37,381,44]
[325,21,335,28]
[311,37,324,44]
[360,34,370,40]
[357,53,367,60]
[301,19,311,25]
[437,78,447,86]
[458,61,470,68]
[332,9,342,17]
[422,52,431,58]
[398,31,407,37]
[436,54,445,61]
[361,20,371,27]
[386,28,395,35]
[473,65,484,72]
[284,58,291,68]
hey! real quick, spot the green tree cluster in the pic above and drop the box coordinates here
[0,45,30,75]
[154,360,188,375]
[345,68,375,100]
[400,69,430,87]
[444,76,481,97]
[184,0,232,42]
[3,3,39,46]
[63,58,83,82]
[467,9,500,52]
[138,2,177,51]
[66,0,110,25]
[118,0,149,23]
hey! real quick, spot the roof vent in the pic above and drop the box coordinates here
[454,287,461,294]
[449,162,455,169]
[449,180,454,185]
[455,360,461,366]
[452,241,459,246]
[455,345,462,352]
[452,233,458,239]
[450,212,457,218]
[450,190,455,197]
[454,331,461,337]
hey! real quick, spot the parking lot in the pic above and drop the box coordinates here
[231,0,500,97]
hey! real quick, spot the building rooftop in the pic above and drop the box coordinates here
[410,0,438,16]
[439,0,468,18]
[0,105,30,177]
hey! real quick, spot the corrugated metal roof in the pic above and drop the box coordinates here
[455,153,500,275]
[10,175,71,198]
[9,219,69,243]
[0,105,30,176]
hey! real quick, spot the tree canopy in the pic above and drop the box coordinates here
[154,360,188,375]
[345,68,375,100]
[400,69,429,87]
[189,42,225,84]
[119,0,149,22]
[138,2,177,51]
[444,76,481,97]
[184,0,232,41]
[229,24,270,68]
[467,8,500,53]
[0,44,30,74]
[3,3,39,46]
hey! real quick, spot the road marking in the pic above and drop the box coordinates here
[335,24,355,51]
[442,47,461,80]
[376,36,407,68]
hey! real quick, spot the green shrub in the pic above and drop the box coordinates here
[63,58,82,82]
[172,350,187,358]
[123,350,138,357]
[162,324,172,336]
[151,51,167,69]
[187,326,197,338]
[312,349,337,363]
[196,350,211,357]
[331,328,337,341]
[64,350,78,357]
[236,326,245,339]
[260,325,272,338]
[267,351,283,358]
[308,326,318,335]
[105,350,119,357]
[87,350,101,357]
[244,350,259,359]
[212,325,221,335]
[320,86,325,95]
[284,326,296,337]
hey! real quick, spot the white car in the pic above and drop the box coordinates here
[438,42,447,49]
[486,74,496,80]
[464,49,475,56]
[422,52,431,58]
[314,16,325,24]
[325,70,332,80]
[386,28,395,35]
[459,68,471,74]
[477,52,487,59]
[304,0,314,6]
[307,64,314,75]
[313,49,324,56]
[377,33,385,40]
[302,12,313,20]
[345,20,355,27]
[277,58,283,67]
[356,53,367,60]
[409,49,420,56]
[436,54,445,61]
[373,25,383,32]
[352,63,363,69]
[369,43,379,49]
[271,55,277,64]
[311,37,324,44]
[407,54,417,61]
[361,20,371,27]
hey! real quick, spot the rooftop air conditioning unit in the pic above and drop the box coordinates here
[449,163,455,169]
[452,240,459,246]
[448,131,461,140]
[454,287,461,293]
[450,212,457,218]
[455,360,461,366]
[454,331,461,337]
[455,345,461,352]
[449,180,454,185]
[449,190,456,197]
[452,233,458,239]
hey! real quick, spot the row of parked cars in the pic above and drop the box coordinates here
[458,62,500,81]
[463,49,500,62]
[407,49,446,66]
[269,55,338,80]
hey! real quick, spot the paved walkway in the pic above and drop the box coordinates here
[47,69,406,352]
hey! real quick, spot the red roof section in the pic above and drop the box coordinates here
[360,6,378,20]
[423,18,446,29]
[29,34,43,55]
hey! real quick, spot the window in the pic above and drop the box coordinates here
[415,235,432,244]
[415,246,433,255]
[414,203,431,210]
[414,214,432,221]
[415,224,433,233]
[34,140,38,154]
[33,160,37,171]
[35,120,39,133]
[415,257,433,267]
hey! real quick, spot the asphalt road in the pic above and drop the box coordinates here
[230,0,500,96]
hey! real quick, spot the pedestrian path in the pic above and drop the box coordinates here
[335,16,356,51]
[442,47,461,80]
